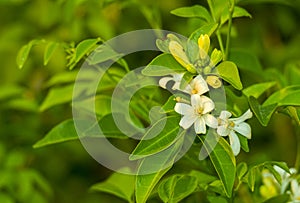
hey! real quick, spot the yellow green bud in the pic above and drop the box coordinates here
[210,48,223,66]
[198,34,210,59]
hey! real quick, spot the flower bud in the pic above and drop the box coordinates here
[169,41,196,73]
[206,75,222,88]
[198,34,210,59]
[210,48,223,66]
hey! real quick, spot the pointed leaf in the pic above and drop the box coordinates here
[199,134,236,197]
[44,41,59,66]
[243,82,277,98]
[221,6,252,25]
[189,23,218,44]
[171,5,212,22]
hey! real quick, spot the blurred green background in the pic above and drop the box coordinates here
[0,0,300,202]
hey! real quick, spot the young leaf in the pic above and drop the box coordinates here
[89,43,123,65]
[91,171,135,203]
[262,194,290,203]
[16,39,44,69]
[220,6,252,25]
[199,134,236,197]
[188,170,217,189]
[171,5,212,22]
[158,174,198,203]
[44,41,59,66]
[243,82,277,98]
[189,23,218,44]
[130,116,181,160]
[135,135,185,203]
[249,96,277,126]
[216,61,243,90]
[142,53,186,76]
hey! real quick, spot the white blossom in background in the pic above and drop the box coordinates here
[184,75,209,96]
[159,73,184,90]
[290,179,300,202]
[217,109,253,156]
[174,94,218,134]
[274,165,296,194]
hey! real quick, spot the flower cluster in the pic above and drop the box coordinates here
[260,166,300,202]
[159,34,253,156]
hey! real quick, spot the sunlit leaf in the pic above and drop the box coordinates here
[16,39,44,69]
[142,53,186,76]
[243,82,277,98]
[216,61,243,90]
[189,23,218,43]
[220,6,252,25]
[171,5,212,22]
[44,41,59,66]
[91,171,135,203]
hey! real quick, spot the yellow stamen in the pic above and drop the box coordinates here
[191,89,198,94]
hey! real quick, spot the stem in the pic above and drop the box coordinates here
[224,1,235,61]
[207,0,225,57]
[295,126,300,171]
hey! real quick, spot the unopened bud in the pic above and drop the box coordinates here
[210,48,223,66]
[198,34,210,59]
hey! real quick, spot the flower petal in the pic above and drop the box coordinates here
[217,125,231,137]
[229,131,241,156]
[231,109,253,124]
[234,122,251,139]
[203,114,218,128]
[159,76,173,89]
[191,94,202,109]
[201,96,215,114]
[194,117,206,134]
[179,115,197,129]
[192,75,209,95]
[174,103,194,116]
[219,110,232,120]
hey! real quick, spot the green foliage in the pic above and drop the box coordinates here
[2,0,300,202]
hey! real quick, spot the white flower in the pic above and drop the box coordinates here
[217,109,253,156]
[290,179,300,202]
[184,75,209,96]
[174,94,218,134]
[274,165,296,194]
[159,73,184,90]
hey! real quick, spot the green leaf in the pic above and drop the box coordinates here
[158,174,198,203]
[33,119,80,148]
[142,53,186,76]
[246,161,289,191]
[89,43,123,65]
[188,170,217,189]
[262,194,290,203]
[207,195,228,203]
[135,134,185,203]
[179,71,194,90]
[171,5,212,22]
[71,38,101,69]
[220,6,251,25]
[216,61,243,90]
[34,114,128,148]
[249,96,277,126]
[43,41,59,66]
[16,39,44,69]
[91,171,135,203]
[263,85,300,107]
[189,23,218,43]
[45,71,78,87]
[238,134,249,152]
[236,162,248,181]
[161,96,176,113]
[0,193,14,203]
[229,49,263,75]
[130,116,181,160]
[0,85,24,101]
[199,134,236,197]
[39,85,74,111]
[243,82,277,98]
